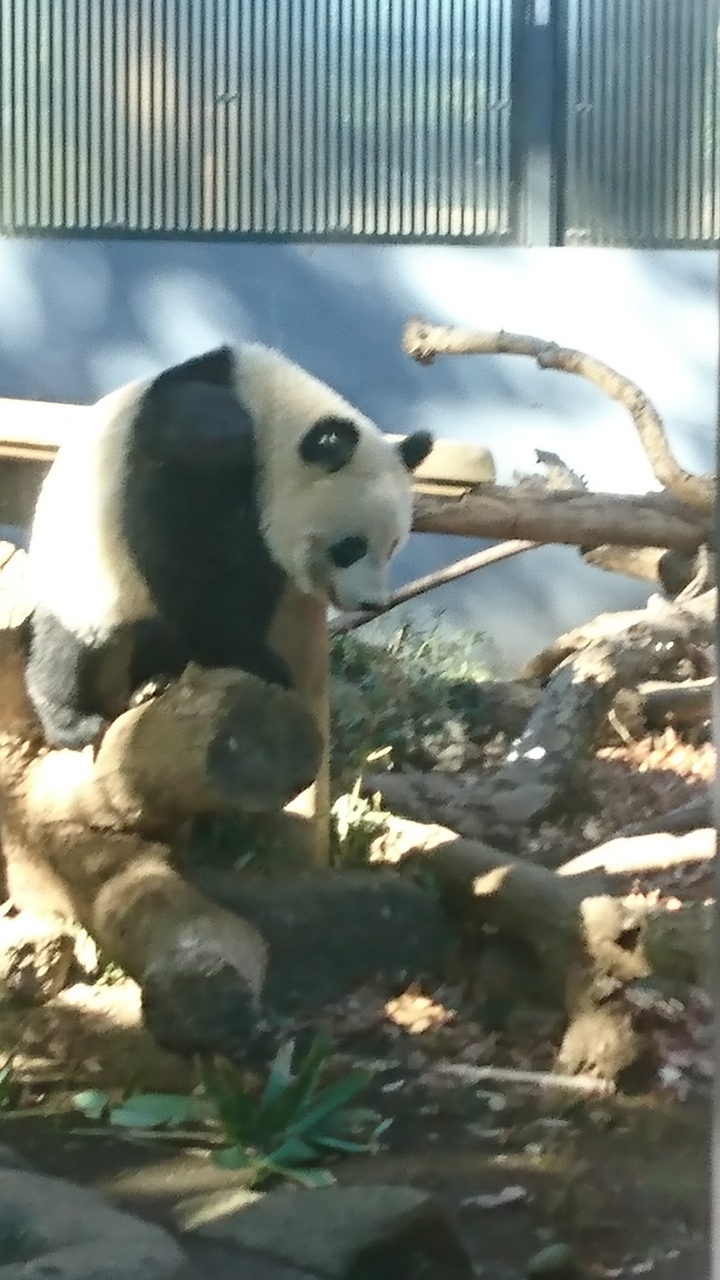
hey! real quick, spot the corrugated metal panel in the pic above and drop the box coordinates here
[0,0,516,241]
[561,0,720,246]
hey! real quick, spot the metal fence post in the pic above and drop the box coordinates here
[511,0,563,245]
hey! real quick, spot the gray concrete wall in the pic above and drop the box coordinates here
[0,240,716,671]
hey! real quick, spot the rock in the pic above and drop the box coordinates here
[0,913,75,1006]
[176,1183,474,1279]
[0,1166,186,1278]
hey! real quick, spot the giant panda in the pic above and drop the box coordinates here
[24,343,433,751]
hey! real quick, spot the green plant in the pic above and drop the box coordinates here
[330,768,390,867]
[72,1033,389,1189]
[95,960,127,986]
[0,1057,18,1110]
[330,619,495,790]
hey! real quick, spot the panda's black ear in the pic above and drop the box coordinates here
[299,417,360,473]
[152,346,236,390]
[397,431,434,473]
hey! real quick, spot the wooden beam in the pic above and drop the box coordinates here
[0,398,90,462]
[0,397,496,489]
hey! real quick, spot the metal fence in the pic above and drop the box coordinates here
[0,0,718,246]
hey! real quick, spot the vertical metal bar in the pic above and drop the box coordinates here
[224,0,238,231]
[0,0,716,245]
[512,0,557,244]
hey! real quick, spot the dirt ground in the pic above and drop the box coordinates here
[0,733,713,1279]
[0,1068,710,1279]
[0,967,710,1280]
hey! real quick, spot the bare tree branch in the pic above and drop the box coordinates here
[520,588,716,682]
[412,487,709,551]
[557,827,715,878]
[331,539,538,636]
[613,790,712,839]
[403,319,716,514]
[580,545,667,583]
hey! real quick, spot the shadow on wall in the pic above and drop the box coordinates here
[0,240,715,669]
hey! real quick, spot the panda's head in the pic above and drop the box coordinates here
[232,343,434,612]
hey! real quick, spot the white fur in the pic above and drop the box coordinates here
[27,378,156,641]
[27,343,417,636]
[232,344,415,607]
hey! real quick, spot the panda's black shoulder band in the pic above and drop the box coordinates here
[151,346,237,391]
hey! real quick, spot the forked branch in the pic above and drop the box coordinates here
[403,319,716,514]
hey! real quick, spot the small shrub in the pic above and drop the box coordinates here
[330,618,496,790]
[72,1033,389,1189]
[0,1058,18,1111]
[330,771,390,867]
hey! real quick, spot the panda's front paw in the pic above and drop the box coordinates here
[128,675,174,708]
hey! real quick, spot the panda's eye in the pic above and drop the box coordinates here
[329,535,368,568]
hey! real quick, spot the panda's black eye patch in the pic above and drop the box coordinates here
[300,418,360,473]
[329,536,368,568]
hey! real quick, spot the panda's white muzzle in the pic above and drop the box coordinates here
[329,560,391,613]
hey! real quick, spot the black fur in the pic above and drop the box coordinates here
[25,608,108,750]
[397,431,433,472]
[25,348,292,751]
[299,417,360,473]
[121,373,291,682]
[26,348,431,752]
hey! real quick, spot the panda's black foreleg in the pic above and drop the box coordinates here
[158,599,295,691]
[25,608,107,750]
[185,631,295,692]
[128,619,188,694]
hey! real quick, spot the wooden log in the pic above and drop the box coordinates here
[521,589,716,682]
[489,592,716,835]
[413,486,709,552]
[365,593,716,839]
[0,523,332,868]
[0,404,709,557]
[372,817,713,994]
[25,664,324,832]
[0,550,324,830]
[268,583,331,866]
[580,544,667,583]
[0,547,328,1060]
[371,816,712,1087]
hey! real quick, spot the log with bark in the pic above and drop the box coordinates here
[487,590,716,837]
[0,544,452,1062]
[0,546,317,1054]
[521,590,716,683]
[412,485,709,552]
[582,545,716,603]
[363,590,716,844]
[369,815,714,1088]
